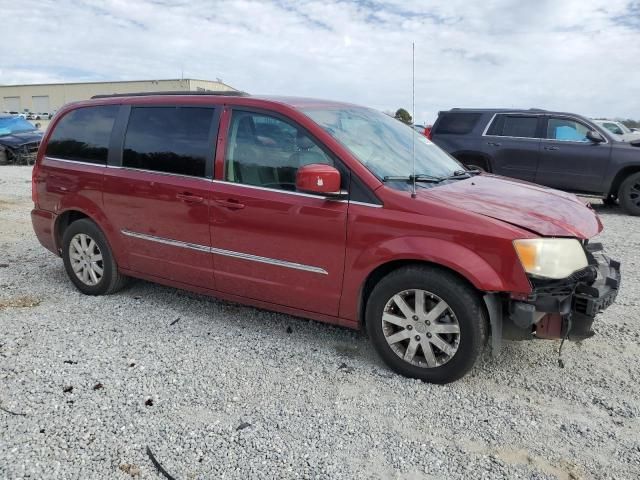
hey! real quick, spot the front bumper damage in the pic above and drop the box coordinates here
[485,242,621,354]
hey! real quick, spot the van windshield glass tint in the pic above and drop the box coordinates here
[301,107,460,181]
[45,106,118,164]
[123,107,214,177]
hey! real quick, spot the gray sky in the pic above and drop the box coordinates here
[2,0,639,123]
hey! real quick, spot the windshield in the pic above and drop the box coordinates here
[0,116,37,136]
[617,122,632,134]
[301,106,462,181]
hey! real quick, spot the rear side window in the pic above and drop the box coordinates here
[434,113,482,135]
[486,115,539,138]
[123,107,215,177]
[45,106,118,164]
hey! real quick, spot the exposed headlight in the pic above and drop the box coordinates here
[513,238,588,280]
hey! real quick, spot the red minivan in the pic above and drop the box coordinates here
[31,93,620,383]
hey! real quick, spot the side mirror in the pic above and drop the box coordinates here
[586,130,605,143]
[296,164,345,197]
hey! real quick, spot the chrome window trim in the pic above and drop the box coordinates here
[45,156,107,167]
[481,113,609,144]
[111,165,213,181]
[481,112,542,139]
[43,159,382,207]
[348,200,383,208]
[121,229,328,275]
[211,179,382,207]
[211,179,327,199]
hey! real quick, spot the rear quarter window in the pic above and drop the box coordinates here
[45,105,119,164]
[434,113,482,135]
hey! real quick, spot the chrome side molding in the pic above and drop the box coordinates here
[121,229,328,275]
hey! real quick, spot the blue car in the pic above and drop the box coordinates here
[0,115,43,165]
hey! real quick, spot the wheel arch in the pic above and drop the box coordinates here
[451,151,493,172]
[358,259,486,328]
[53,205,127,269]
[609,165,640,198]
[54,210,90,253]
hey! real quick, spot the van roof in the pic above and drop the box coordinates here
[87,92,358,110]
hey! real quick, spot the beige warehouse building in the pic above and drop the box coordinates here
[0,78,237,114]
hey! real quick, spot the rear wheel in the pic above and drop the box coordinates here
[62,219,128,295]
[619,172,640,216]
[366,266,487,384]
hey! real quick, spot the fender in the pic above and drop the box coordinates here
[55,195,129,270]
[339,235,531,322]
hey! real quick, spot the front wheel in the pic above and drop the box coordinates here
[619,172,640,216]
[366,266,487,384]
[62,219,128,295]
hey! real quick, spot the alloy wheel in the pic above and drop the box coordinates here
[381,289,460,368]
[69,233,104,286]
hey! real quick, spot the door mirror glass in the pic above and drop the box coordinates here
[586,130,605,143]
[296,164,343,196]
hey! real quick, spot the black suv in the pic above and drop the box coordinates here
[430,109,640,215]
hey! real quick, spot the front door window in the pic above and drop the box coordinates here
[547,118,590,142]
[225,111,333,192]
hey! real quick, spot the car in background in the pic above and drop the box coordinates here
[412,124,432,137]
[0,115,43,165]
[430,108,640,215]
[593,119,640,142]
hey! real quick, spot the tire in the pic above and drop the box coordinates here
[365,265,487,384]
[62,218,128,295]
[619,172,640,216]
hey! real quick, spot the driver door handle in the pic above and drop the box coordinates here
[176,192,204,204]
[544,146,560,151]
[487,141,501,147]
[215,198,245,210]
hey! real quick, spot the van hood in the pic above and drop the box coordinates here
[421,174,602,238]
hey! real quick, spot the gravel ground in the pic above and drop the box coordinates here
[1,165,639,479]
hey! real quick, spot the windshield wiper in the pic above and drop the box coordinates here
[383,174,443,183]
[383,171,473,183]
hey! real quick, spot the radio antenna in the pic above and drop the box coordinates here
[411,41,417,199]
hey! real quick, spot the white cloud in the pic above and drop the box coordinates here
[1,0,639,122]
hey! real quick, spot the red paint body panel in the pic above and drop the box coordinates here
[102,168,214,288]
[209,181,348,316]
[30,208,56,253]
[30,94,607,330]
[424,174,602,238]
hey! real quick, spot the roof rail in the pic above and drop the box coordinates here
[91,90,249,99]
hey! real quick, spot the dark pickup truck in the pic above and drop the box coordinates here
[430,108,640,215]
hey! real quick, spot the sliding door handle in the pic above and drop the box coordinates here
[215,199,245,210]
